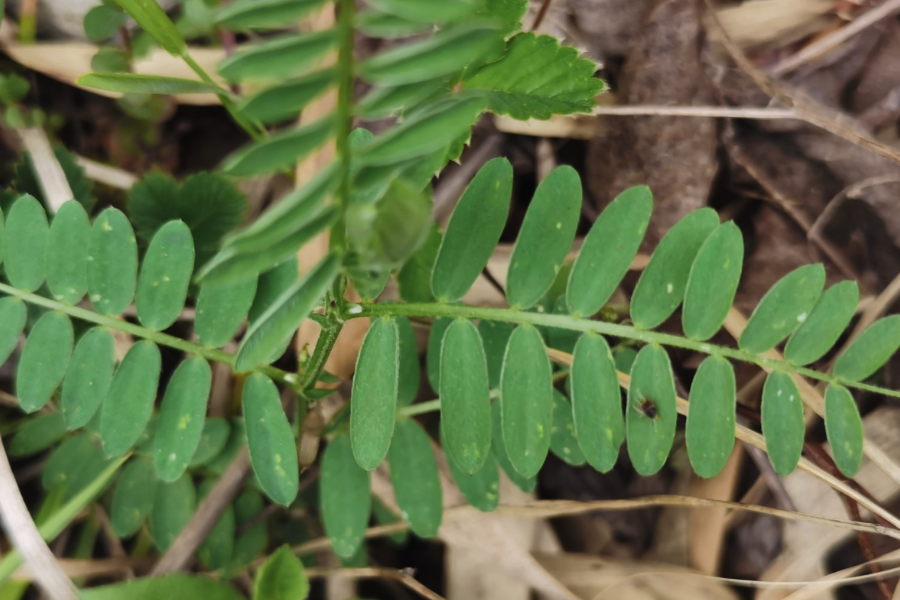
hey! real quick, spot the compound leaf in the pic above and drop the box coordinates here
[397,224,441,304]
[190,418,232,468]
[824,384,863,477]
[682,221,743,341]
[88,207,138,316]
[153,358,212,482]
[99,341,162,458]
[320,435,371,559]
[389,419,442,538]
[244,374,299,506]
[61,327,115,429]
[136,220,194,330]
[785,281,859,366]
[195,277,258,348]
[833,315,900,382]
[761,371,804,475]
[478,319,514,389]
[17,311,74,413]
[570,332,622,472]
[626,345,677,476]
[5,194,48,292]
[111,458,158,537]
[47,201,90,304]
[685,356,735,478]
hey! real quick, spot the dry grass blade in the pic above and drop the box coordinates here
[305,567,446,600]
[16,127,73,213]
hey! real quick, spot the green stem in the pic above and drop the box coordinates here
[0,283,300,391]
[181,53,265,141]
[331,0,356,252]
[299,314,344,393]
[349,302,900,400]
[399,399,441,418]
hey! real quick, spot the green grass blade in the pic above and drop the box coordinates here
[625,344,677,476]
[16,311,74,412]
[388,419,442,538]
[320,434,371,559]
[784,281,859,366]
[682,221,744,341]
[80,575,244,600]
[88,207,138,316]
[5,194,48,292]
[47,201,90,304]
[824,384,863,477]
[761,371,804,475]
[195,277,258,348]
[153,358,212,482]
[685,356,735,478]
[833,315,900,382]
[110,457,158,537]
[570,332,622,472]
[136,220,194,330]
[243,374,299,505]
[99,341,162,458]
[61,327,115,429]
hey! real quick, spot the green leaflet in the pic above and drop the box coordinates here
[99,341,162,458]
[739,264,825,354]
[150,474,197,551]
[506,165,581,309]
[83,5,127,42]
[42,433,111,500]
[216,0,327,29]
[462,32,604,120]
[61,327,115,429]
[88,207,138,316]
[389,419,443,538]
[479,319,514,389]
[357,10,433,38]
[682,222,744,341]
[567,186,652,317]
[8,412,67,457]
[426,316,453,391]
[249,258,299,323]
[197,480,235,571]
[5,194,48,292]
[78,73,219,95]
[239,68,336,124]
[475,0,527,34]
[0,205,5,267]
[320,435,371,559]
[253,544,309,600]
[218,30,337,82]
[153,358,212,482]
[785,281,859,366]
[190,418,232,468]
[222,489,267,576]
[491,400,535,492]
[350,317,399,471]
[550,391,586,467]
[80,575,244,600]
[440,319,492,474]
[16,311,74,413]
[0,297,26,365]
[110,458,158,537]
[833,315,900,382]
[360,24,503,86]
[366,0,476,22]
[824,384,863,477]
[397,224,441,303]
[234,253,340,372]
[500,325,553,478]
[397,316,420,406]
[761,371,804,475]
[442,427,500,512]
[625,345,677,476]
[223,117,336,177]
[115,0,186,55]
[46,201,90,304]
[195,277,258,348]
[431,157,512,302]
[357,78,449,119]
[136,220,194,330]
[243,374,299,505]
[570,333,623,472]
[631,208,719,329]
[685,356,735,478]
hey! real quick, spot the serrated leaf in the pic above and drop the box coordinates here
[357,78,449,119]
[190,418,232,468]
[99,341,162,458]
[8,412,67,457]
[153,358,212,482]
[234,253,339,372]
[88,207,138,316]
[216,0,327,29]
[42,433,111,499]
[239,68,335,124]
[823,384,863,477]
[398,225,441,304]
[570,333,622,472]
[567,185,651,318]
[462,32,604,120]
[397,317,420,407]
[0,297,26,366]
[115,0,186,55]
[195,277,258,348]
[17,311,73,413]
[682,221,744,341]
[320,435,371,559]
[224,117,336,177]
[83,5,127,42]
[47,201,90,304]
[761,371,804,475]
[500,325,552,478]
[626,345,677,476]
[150,473,197,551]
[431,157,512,302]
[78,73,218,95]
[631,208,719,329]
[219,31,337,82]
[350,318,399,471]
[740,264,826,354]
[442,427,499,512]
[426,316,453,392]
[440,319,491,474]
[197,479,236,571]
[550,391,585,467]
[61,327,115,430]
[389,419,442,537]
[253,544,309,600]
[136,220,194,330]
[506,165,580,309]
[366,0,477,22]
[686,356,735,478]
[6,194,48,292]
[244,374,299,505]
[785,281,859,366]
[111,458,158,537]
[490,400,535,492]
[833,315,900,382]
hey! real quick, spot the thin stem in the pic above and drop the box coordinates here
[331,0,356,252]
[399,399,441,418]
[299,314,344,392]
[348,302,900,400]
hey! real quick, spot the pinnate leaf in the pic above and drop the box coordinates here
[153,358,212,482]
[320,435,371,559]
[426,317,454,391]
[686,356,735,478]
[99,341,161,458]
[833,315,900,382]
[570,333,622,472]
[351,317,399,471]
[244,374,299,506]
[47,201,90,304]
[490,400,536,492]
[17,311,74,413]
[61,327,115,429]
[682,221,743,341]
[389,419,443,538]
[785,281,859,366]
[550,391,586,467]
[761,371,804,475]
[626,345,677,476]
[5,194,48,292]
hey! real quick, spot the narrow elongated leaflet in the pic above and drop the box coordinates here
[320,435,371,559]
[833,315,900,382]
[631,208,719,329]
[397,317,420,406]
[78,73,219,95]
[224,489,266,576]
[491,400,536,492]
[550,391,586,466]
[253,544,309,600]
[761,371,804,475]
[217,0,327,29]
[196,479,235,571]
[99,341,162,458]
[739,264,825,354]
[357,78,449,119]
[506,166,581,309]
[195,277,258,348]
[626,345,677,476]
[235,253,340,372]
[110,458,158,537]
[686,356,735,478]
[682,222,744,341]
[153,358,212,482]
[442,426,499,512]
[367,0,476,22]
[785,281,859,366]
[218,31,337,82]
[190,418,231,468]
[61,327,115,429]
[397,225,441,303]
[8,413,67,457]
[16,312,74,412]
[115,0,186,55]
[426,317,453,391]
[567,186,652,317]
[249,257,300,322]
[5,194,48,292]
[570,333,623,472]
[79,576,244,600]
[350,318,399,471]
[432,158,512,302]
[243,374,299,505]
[135,221,194,330]
[47,201,90,304]
[479,320,514,389]
[358,10,433,38]
[0,297,26,365]
[240,68,336,124]
[0,203,6,266]
[223,117,336,177]
[824,385,863,477]
[500,325,553,478]
[43,434,111,500]
[88,208,138,316]
[440,319,492,474]
[150,474,196,551]
[389,419,443,537]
